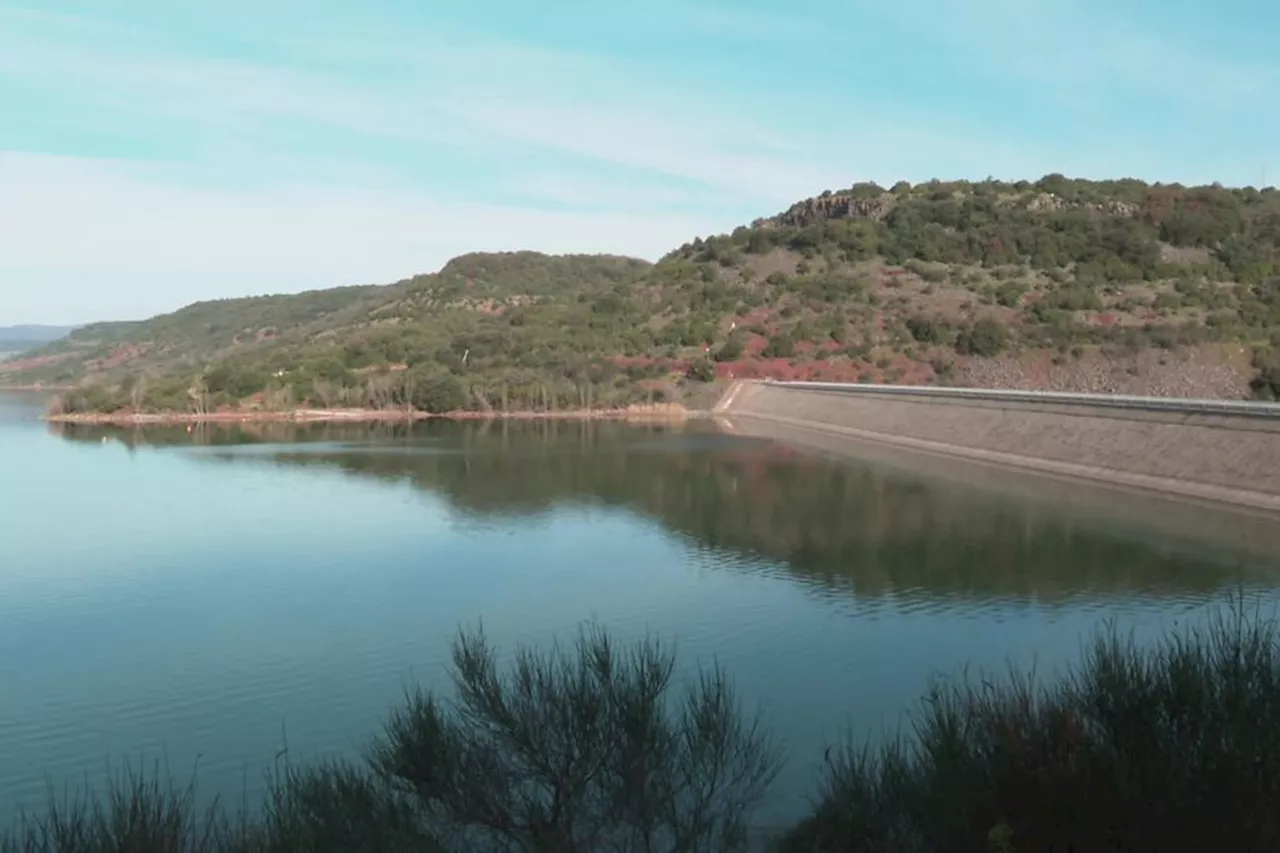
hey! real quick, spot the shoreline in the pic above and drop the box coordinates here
[43,404,698,426]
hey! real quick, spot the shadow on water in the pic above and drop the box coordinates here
[50,418,1280,603]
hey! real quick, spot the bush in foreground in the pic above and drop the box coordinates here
[7,609,1280,852]
[779,605,1280,852]
[4,625,780,853]
[370,625,781,851]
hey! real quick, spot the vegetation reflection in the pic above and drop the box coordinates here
[51,419,1270,600]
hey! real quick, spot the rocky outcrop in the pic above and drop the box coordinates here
[1023,192,1139,217]
[755,191,897,229]
[755,187,1141,231]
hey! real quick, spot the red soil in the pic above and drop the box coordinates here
[0,353,70,374]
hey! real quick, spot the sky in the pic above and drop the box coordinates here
[0,0,1276,325]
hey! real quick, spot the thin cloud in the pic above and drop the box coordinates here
[0,152,723,323]
[880,0,1277,111]
[2,0,1275,324]
[0,10,839,203]
[0,3,1050,205]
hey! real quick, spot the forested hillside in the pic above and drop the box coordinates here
[6,175,1279,412]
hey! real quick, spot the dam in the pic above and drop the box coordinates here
[713,380,1280,553]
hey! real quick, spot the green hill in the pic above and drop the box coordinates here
[6,176,1280,410]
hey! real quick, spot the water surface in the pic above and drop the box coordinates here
[1,394,1277,826]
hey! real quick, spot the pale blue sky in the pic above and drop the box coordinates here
[0,0,1275,325]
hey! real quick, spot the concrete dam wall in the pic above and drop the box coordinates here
[715,381,1280,516]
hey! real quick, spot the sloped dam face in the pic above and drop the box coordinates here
[715,381,1280,550]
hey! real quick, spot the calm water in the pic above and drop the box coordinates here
[2,393,1279,827]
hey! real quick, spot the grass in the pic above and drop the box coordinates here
[6,606,1280,852]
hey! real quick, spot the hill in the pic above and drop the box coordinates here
[6,176,1280,411]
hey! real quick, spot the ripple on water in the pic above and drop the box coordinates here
[4,410,1280,829]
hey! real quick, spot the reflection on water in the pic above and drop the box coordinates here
[0,409,1276,828]
[51,417,1279,603]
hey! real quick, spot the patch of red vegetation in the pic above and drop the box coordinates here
[894,358,936,384]
[615,346,933,385]
[743,334,769,356]
[712,357,866,382]
[1091,312,1118,327]
[84,343,151,372]
[0,353,70,374]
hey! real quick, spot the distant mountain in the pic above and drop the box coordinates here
[5,175,1280,407]
[0,325,75,355]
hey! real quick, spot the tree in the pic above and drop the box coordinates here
[370,625,782,853]
[408,370,468,413]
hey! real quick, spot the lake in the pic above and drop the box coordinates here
[2,392,1278,829]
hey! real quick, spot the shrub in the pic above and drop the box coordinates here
[686,359,716,382]
[763,334,796,359]
[11,611,1280,852]
[903,259,947,283]
[1250,347,1280,400]
[905,314,947,344]
[260,760,433,852]
[204,365,268,399]
[955,318,1010,357]
[406,370,468,413]
[778,605,1280,852]
[372,625,781,852]
[1050,287,1105,311]
[713,335,745,362]
[2,627,780,853]
[995,281,1027,308]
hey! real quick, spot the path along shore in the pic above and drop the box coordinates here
[43,403,696,426]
